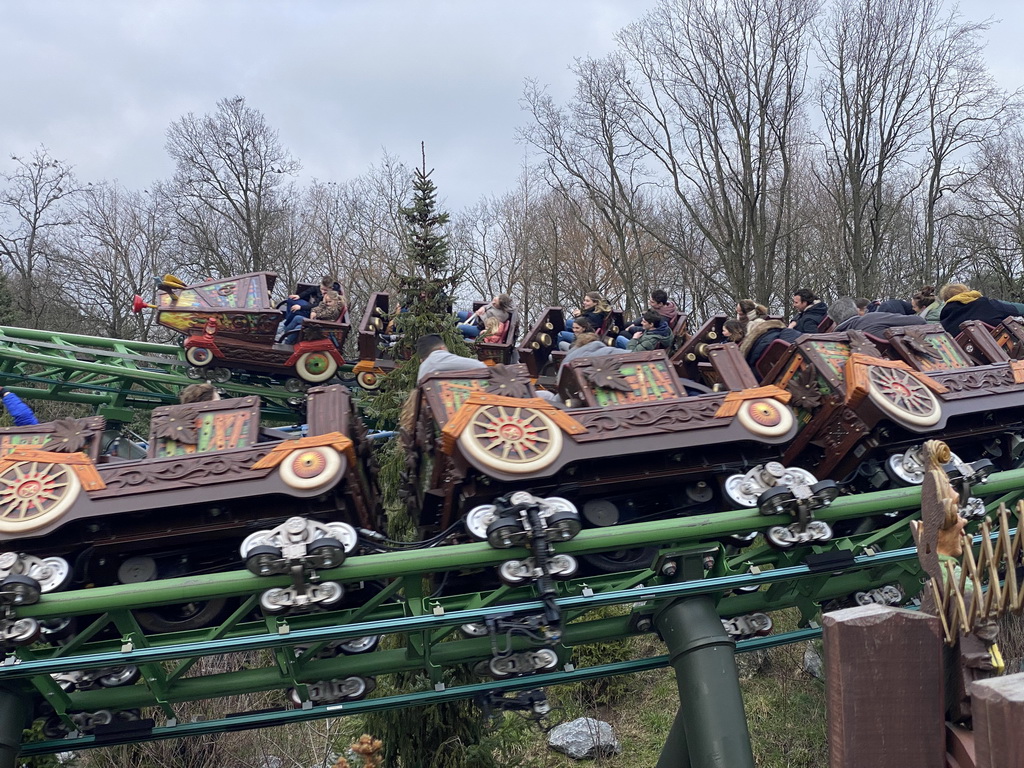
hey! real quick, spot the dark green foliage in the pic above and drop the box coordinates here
[364,149,494,767]
[367,149,470,434]
[0,273,16,328]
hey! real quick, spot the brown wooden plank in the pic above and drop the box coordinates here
[823,605,945,768]
[970,672,1024,768]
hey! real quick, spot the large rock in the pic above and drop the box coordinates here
[548,717,621,759]
[802,641,824,679]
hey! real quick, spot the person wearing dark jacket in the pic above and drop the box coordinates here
[558,291,611,348]
[740,319,802,381]
[789,288,828,333]
[874,298,915,315]
[829,296,926,336]
[282,276,342,327]
[938,286,1024,336]
[0,388,38,426]
[625,311,673,352]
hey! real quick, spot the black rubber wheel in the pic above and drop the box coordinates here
[2,574,42,606]
[810,479,840,504]
[546,509,582,541]
[135,598,231,634]
[581,546,659,574]
[244,545,284,576]
[485,517,523,549]
[757,486,795,516]
[308,538,345,569]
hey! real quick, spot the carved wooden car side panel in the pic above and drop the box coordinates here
[0,387,379,580]
[404,360,798,531]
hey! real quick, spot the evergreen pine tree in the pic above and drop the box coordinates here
[363,147,497,768]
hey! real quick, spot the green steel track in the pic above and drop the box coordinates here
[10,470,1024,757]
[0,325,353,421]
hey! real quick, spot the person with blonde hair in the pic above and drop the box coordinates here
[938,283,1024,336]
[457,294,513,339]
[559,291,611,347]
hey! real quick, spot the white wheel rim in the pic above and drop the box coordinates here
[279,447,343,490]
[186,347,212,366]
[296,351,338,383]
[458,405,563,474]
[240,531,271,558]
[465,505,498,540]
[33,557,70,593]
[736,398,794,437]
[866,366,941,428]
[324,522,359,553]
[356,372,379,390]
[0,462,81,534]
[723,474,758,507]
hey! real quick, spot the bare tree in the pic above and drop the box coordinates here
[616,0,818,305]
[300,155,412,317]
[917,13,1019,284]
[0,148,81,326]
[452,168,538,312]
[957,129,1024,297]
[166,96,300,276]
[521,55,659,317]
[50,183,172,340]
[814,0,943,296]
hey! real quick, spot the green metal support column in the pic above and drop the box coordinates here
[655,553,754,768]
[0,687,28,768]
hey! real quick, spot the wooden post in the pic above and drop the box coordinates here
[823,605,945,768]
[970,673,1024,768]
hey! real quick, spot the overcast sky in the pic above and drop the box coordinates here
[3,0,1022,212]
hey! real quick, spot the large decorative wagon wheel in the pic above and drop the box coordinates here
[184,346,214,367]
[457,405,563,473]
[0,461,82,534]
[866,366,941,428]
[296,351,338,383]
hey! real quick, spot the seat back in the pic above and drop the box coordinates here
[148,396,261,459]
[755,338,793,381]
[884,324,974,371]
[0,415,106,460]
[475,310,520,365]
[517,307,566,378]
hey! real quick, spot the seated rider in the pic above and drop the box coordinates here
[557,292,611,348]
[457,294,513,339]
[616,310,673,351]
[476,316,507,344]
[739,319,802,382]
[557,316,595,351]
[415,334,487,384]
[280,289,345,345]
[179,382,221,404]
[624,289,679,337]
[282,276,341,328]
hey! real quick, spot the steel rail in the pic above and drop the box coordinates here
[17,627,823,756]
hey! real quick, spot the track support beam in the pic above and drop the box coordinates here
[655,551,754,768]
[0,687,28,768]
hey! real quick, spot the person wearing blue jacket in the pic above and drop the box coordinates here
[0,388,38,426]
